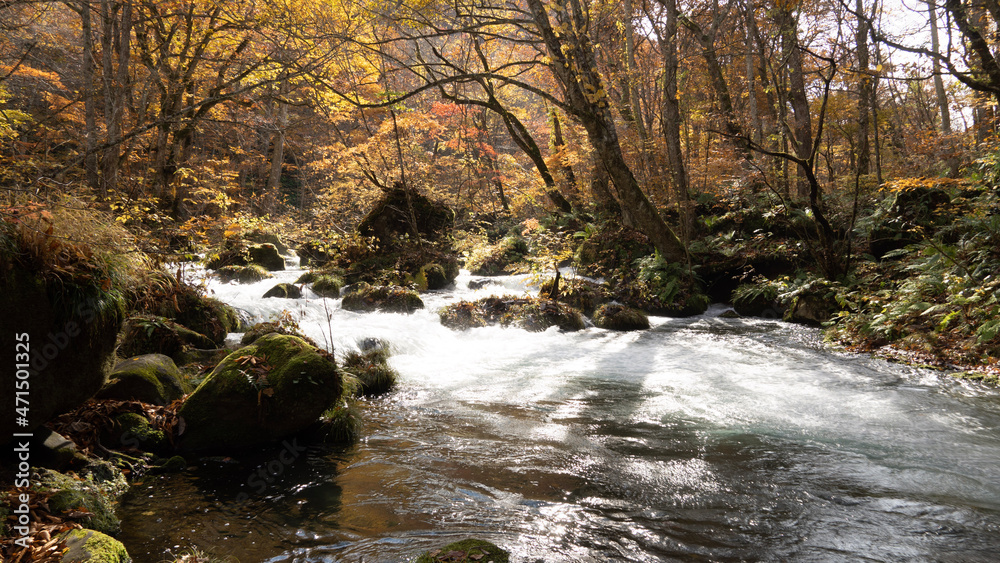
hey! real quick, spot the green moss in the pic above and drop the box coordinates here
[38,469,121,535]
[218,264,272,284]
[241,321,315,346]
[100,354,186,405]
[0,503,8,537]
[312,275,345,298]
[263,283,303,299]
[118,315,216,359]
[439,296,584,332]
[593,303,650,331]
[341,284,424,313]
[178,334,341,452]
[59,529,130,563]
[415,538,510,563]
[316,401,364,444]
[113,412,168,452]
[342,349,398,396]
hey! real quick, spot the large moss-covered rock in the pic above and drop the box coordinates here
[245,229,290,254]
[97,354,186,405]
[358,183,455,246]
[59,529,131,563]
[177,334,341,452]
[103,412,169,454]
[593,303,650,331]
[439,296,585,332]
[217,264,272,284]
[145,281,239,345]
[870,184,952,259]
[311,274,344,298]
[415,538,510,563]
[341,284,424,313]
[263,283,303,299]
[248,243,285,271]
[117,315,216,359]
[0,265,123,439]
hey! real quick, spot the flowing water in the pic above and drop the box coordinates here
[117,259,1000,562]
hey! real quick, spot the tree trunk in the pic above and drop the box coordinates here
[779,7,813,200]
[100,0,132,197]
[526,0,687,262]
[266,81,289,201]
[928,0,951,133]
[855,0,872,175]
[81,0,100,192]
[661,0,693,242]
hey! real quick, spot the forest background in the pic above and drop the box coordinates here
[2,0,1000,373]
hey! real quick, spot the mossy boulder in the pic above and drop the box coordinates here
[240,321,316,346]
[177,334,341,452]
[217,264,272,284]
[732,280,786,318]
[870,184,952,259]
[416,263,449,290]
[102,412,169,454]
[311,274,345,298]
[245,229,289,254]
[539,277,610,315]
[59,529,131,563]
[0,264,124,438]
[466,235,530,276]
[146,282,239,345]
[341,284,424,313]
[358,183,455,246]
[415,538,510,563]
[248,243,285,271]
[97,354,186,406]
[784,291,840,326]
[36,468,124,535]
[439,296,585,332]
[342,347,398,397]
[263,283,303,299]
[593,303,650,331]
[118,315,216,360]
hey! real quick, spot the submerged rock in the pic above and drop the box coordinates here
[97,354,186,405]
[593,303,650,331]
[439,296,584,332]
[177,334,340,452]
[415,538,510,563]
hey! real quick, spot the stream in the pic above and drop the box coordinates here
[117,258,1000,562]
